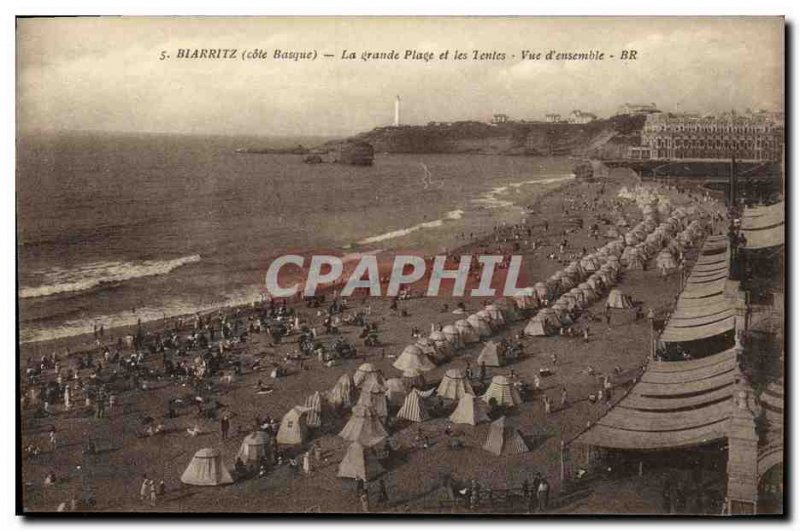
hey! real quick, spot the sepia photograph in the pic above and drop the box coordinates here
[15,16,785,516]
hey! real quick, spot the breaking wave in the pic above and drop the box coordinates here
[19,255,202,299]
[357,209,465,245]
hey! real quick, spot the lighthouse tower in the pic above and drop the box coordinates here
[394,95,401,127]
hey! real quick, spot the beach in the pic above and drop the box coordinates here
[18,163,735,514]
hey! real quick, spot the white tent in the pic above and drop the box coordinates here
[441,325,463,348]
[337,442,384,481]
[482,417,529,456]
[338,404,389,447]
[328,373,357,408]
[436,368,474,400]
[455,319,480,344]
[477,340,506,367]
[524,309,559,337]
[181,448,234,486]
[449,393,490,425]
[276,406,311,446]
[384,378,407,406]
[467,314,492,339]
[304,391,324,428]
[235,432,272,467]
[353,363,384,388]
[482,375,522,407]
[606,288,635,309]
[393,344,436,372]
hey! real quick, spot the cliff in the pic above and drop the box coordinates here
[326,114,646,158]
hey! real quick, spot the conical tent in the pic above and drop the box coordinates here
[482,375,522,407]
[396,389,429,422]
[482,416,529,456]
[337,442,385,481]
[455,319,480,344]
[393,344,436,372]
[524,309,558,337]
[533,282,550,301]
[436,368,474,400]
[441,325,463,348]
[235,431,272,467]
[357,381,389,420]
[513,292,539,311]
[338,404,388,447]
[626,255,646,271]
[304,391,324,428]
[467,314,492,339]
[354,363,384,388]
[328,373,356,408]
[181,448,234,486]
[449,393,490,426]
[477,340,506,367]
[606,288,634,309]
[276,406,310,446]
[493,299,521,323]
[384,378,407,406]
[428,331,455,360]
[483,306,506,328]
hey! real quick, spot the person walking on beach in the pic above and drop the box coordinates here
[536,477,550,512]
[560,387,569,409]
[48,426,57,450]
[543,395,551,415]
[220,413,230,440]
[149,479,157,506]
[377,478,389,505]
[139,475,150,503]
[360,490,370,512]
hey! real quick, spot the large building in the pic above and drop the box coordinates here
[568,110,597,124]
[617,102,660,116]
[629,111,784,161]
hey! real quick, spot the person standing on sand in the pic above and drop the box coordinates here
[139,475,149,502]
[561,387,569,409]
[360,490,370,512]
[537,477,550,512]
[543,395,551,415]
[149,479,157,506]
[220,413,230,440]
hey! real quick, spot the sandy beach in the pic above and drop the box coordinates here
[18,167,729,514]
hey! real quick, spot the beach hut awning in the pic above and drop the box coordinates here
[573,348,739,450]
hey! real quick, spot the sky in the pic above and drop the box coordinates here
[16,17,784,137]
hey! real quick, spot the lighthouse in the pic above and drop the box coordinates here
[394,95,401,127]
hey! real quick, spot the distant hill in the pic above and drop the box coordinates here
[324,114,646,159]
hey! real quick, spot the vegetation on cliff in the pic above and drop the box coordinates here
[327,114,646,159]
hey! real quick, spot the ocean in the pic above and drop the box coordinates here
[16,131,574,344]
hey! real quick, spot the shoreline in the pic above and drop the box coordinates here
[18,167,576,357]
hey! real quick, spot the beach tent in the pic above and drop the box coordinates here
[401,368,426,390]
[441,325,463,348]
[338,405,388,447]
[357,381,389,421]
[396,389,429,422]
[533,282,550,301]
[656,251,678,274]
[328,373,356,408]
[551,304,574,326]
[483,305,506,328]
[449,393,490,426]
[493,298,521,323]
[337,442,384,481]
[477,340,506,367]
[455,319,480,345]
[353,363,384,388]
[393,344,436,372]
[467,313,492,339]
[235,432,272,467]
[482,375,522,408]
[606,288,634,309]
[605,227,621,239]
[524,309,558,337]
[513,291,538,312]
[384,378,407,406]
[626,255,646,271]
[181,448,234,486]
[482,417,529,456]
[276,406,311,446]
[436,368,474,400]
[429,330,456,358]
[304,391,324,428]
